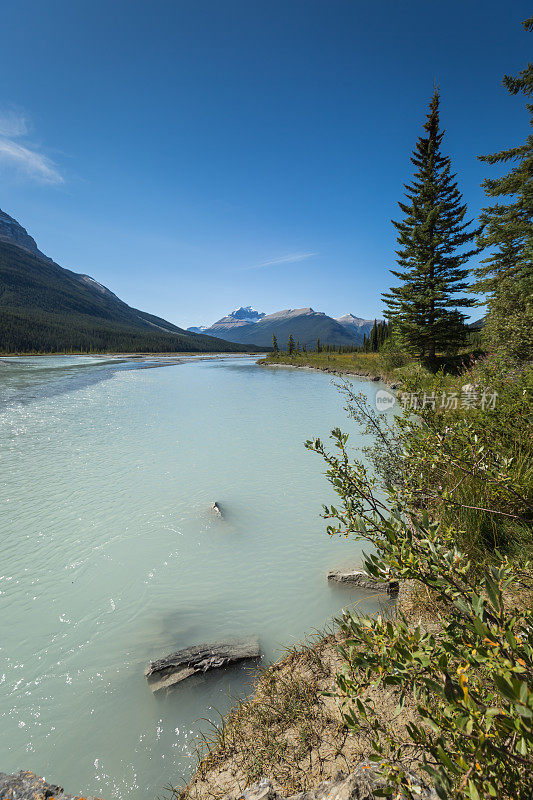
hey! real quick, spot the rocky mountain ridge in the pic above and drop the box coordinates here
[335,313,379,333]
[0,209,50,261]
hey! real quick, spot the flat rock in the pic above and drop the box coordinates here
[327,569,399,595]
[238,763,437,800]
[145,636,260,692]
[0,770,103,800]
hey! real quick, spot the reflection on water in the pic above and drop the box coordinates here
[0,355,391,799]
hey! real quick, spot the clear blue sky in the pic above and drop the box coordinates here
[0,0,530,328]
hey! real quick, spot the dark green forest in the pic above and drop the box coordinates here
[0,307,256,354]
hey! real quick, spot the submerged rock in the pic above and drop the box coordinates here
[327,569,399,595]
[238,763,437,800]
[145,636,261,692]
[0,770,103,800]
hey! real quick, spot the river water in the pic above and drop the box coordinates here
[0,355,390,799]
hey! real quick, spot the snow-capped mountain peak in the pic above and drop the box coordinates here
[336,313,381,330]
[187,305,266,334]
[228,306,266,323]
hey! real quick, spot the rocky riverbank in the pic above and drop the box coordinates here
[0,770,103,800]
[0,763,437,800]
[223,763,437,800]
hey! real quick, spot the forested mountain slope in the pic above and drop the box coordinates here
[0,212,255,354]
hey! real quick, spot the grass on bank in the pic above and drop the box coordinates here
[175,622,414,800]
[260,350,389,374]
[259,345,485,385]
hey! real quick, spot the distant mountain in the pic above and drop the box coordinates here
[193,307,366,349]
[336,313,381,340]
[0,210,256,354]
[223,306,266,324]
[188,306,265,336]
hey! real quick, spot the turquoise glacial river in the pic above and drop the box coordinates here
[0,355,390,799]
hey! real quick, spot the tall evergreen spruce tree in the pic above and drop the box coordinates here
[382,90,477,364]
[272,333,279,355]
[287,334,295,355]
[475,16,533,362]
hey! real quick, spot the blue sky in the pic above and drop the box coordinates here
[0,0,530,328]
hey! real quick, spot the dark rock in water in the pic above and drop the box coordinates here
[238,763,437,800]
[327,569,399,595]
[0,770,103,800]
[371,375,381,382]
[210,501,223,517]
[145,636,260,692]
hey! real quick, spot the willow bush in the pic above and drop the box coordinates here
[306,367,532,799]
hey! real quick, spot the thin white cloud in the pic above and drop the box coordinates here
[243,251,318,271]
[0,110,28,137]
[0,110,63,185]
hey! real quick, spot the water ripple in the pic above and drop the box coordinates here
[0,356,390,799]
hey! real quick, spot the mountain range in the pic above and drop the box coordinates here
[0,210,255,354]
[188,307,379,348]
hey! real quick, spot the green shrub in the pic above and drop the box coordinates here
[306,363,533,799]
[378,338,410,372]
[335,517,533,800]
